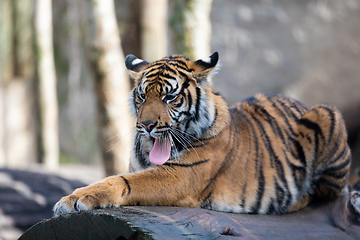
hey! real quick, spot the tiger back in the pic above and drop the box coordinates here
[54,52,351,215]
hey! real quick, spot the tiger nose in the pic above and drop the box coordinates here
[141,120,157,133]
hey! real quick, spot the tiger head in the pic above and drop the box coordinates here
[125,52,220,165]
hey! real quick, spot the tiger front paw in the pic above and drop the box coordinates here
[53,177,125,216]
[53,192,105,216]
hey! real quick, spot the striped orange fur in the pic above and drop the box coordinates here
[54,52,351,215]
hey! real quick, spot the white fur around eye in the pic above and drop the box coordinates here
[132,59,144,65]
[163,94,178,103]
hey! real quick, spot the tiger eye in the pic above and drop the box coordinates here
[138,92,146,102]
[163,94,178,103]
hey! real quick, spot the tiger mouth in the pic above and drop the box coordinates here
[140,127,191,165]
[149,135,172,165]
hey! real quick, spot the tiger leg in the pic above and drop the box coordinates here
[298,104,351,200]
[54,165,204,215]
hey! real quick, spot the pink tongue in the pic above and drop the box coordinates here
[149,138,172,165]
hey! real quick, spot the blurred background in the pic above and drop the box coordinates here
[0,0,360,239]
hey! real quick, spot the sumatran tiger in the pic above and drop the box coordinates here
[54,52,352,215]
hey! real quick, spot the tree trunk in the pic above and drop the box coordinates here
[120,0,142,58]
[35,0,59,169]
[87,0,132,176]
[0,0,13,166]
[0,0,38,167]
[0,0,13,85]
[19,192,360,240]
[170,0,213,60]
[140,0,168,61]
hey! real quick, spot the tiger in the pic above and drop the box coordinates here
[54,52,352,215]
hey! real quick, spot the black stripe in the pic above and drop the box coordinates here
[284,136,307,173]
[170,61,189,71]
[322,169,349,180]
[315,177,343,191]
[206,107,218,134]
[164,65,177,74]
[252,111,292,208]
[199,116,238,200]
[145,72,159,79]
[288,99,307,117]
[328,130,344,166]
[170,58,187,66]
[329,145,348,165]
[187,90,193,112]
[179,77,190,95]
[160,73,177,81]
[292,137,306,167]
[237,111,257,211]
[120,176,131,196]
[178,70,188,78]
[274,157,292,209]
[156,82,163,95]
[145,80,158,91]
[194,87,201,121]
[299,119,324,139]
[132,89,138,111]
[214,114,238,177]
[321,106,336,144]
[252,112,276,168]
[299,118,325,162]
[135,134,150,169]
[284,149,305,191]
[237,110,260,178]
[257,106,288,149]
[199,192,213,210]
[162,79,174,93]
[272,101,298,137]
[277,98,305,121]
[173,96,184,108]
[251,163,265,213]
[177,110,192,123]
[275,178,285,211]
[150,62,165,67]
[163,159,209,168]
[266,199,276,214]
[239,183,247,210]
[322,153,351,175]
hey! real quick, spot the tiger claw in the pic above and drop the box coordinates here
[53,194,99,216]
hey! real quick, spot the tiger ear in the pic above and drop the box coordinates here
[191,52,219,82]
[125,54,149,79]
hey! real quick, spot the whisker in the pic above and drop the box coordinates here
[170,134,180,162]
[106,140,121,153]
[171,128,201,160]
[173,128,207,147]
[106,127,137,153]
[169,129,190,153]
[107,127,137,142]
